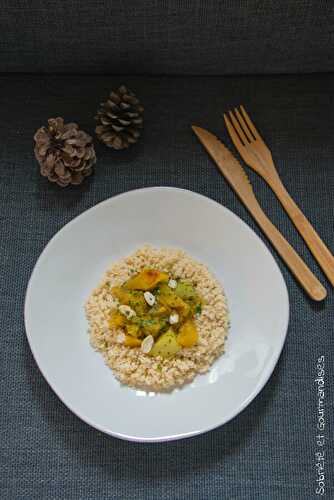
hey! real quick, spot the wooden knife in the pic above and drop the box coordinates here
[192,125,326,301]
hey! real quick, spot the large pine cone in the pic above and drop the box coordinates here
[95,85,144,150]
[34,117,96,187]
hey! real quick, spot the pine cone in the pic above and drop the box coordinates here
[95,85,144,150]
[34,117,96,187]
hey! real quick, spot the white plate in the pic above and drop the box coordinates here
[25,187,289,442]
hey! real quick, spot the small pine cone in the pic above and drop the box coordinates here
[34,117,96,187]
[95,85,144,150]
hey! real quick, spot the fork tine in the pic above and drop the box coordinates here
[228,110,249,144]
[240,105,261,140]
[223,113,245,151]
[234,108,254,142]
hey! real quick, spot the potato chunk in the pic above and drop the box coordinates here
[125,269,169,291]
[158,284,190,319]
[141,317,167,337]
[125,323,141,338]
[150,329,181,358]
[174,281,197,301]
[177,320,198,347]
[123,335,141,347]
[175,281,202,315]
[109,310,126,329]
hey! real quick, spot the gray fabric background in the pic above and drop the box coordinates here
[0,73,333,499]
[0,0,334,75]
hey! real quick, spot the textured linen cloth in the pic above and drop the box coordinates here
[0,0,333,75]
[0,74,333,499]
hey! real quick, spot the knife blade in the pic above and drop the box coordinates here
[192,125,258,207]
[192,125,326,301]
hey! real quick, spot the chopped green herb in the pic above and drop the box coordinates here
[195,304,202,315]
[142,319,155,326]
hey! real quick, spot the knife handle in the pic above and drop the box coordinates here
[269,179,334,287]
[247,201,327,301]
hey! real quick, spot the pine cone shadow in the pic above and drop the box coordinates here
[94,136,144,165]
[34,170,95,210]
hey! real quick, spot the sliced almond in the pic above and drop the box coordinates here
[169,312,179,324]
[168,279,177,289]
[144,291,156,306]
[118,304,136,319]
[141,335,154,354]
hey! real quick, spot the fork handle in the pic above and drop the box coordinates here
[247,202,327,301]
[269,181,334,287]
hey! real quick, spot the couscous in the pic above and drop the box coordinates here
[85,246,229,391]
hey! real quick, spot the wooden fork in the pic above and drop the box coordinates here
[224,106,334,287]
